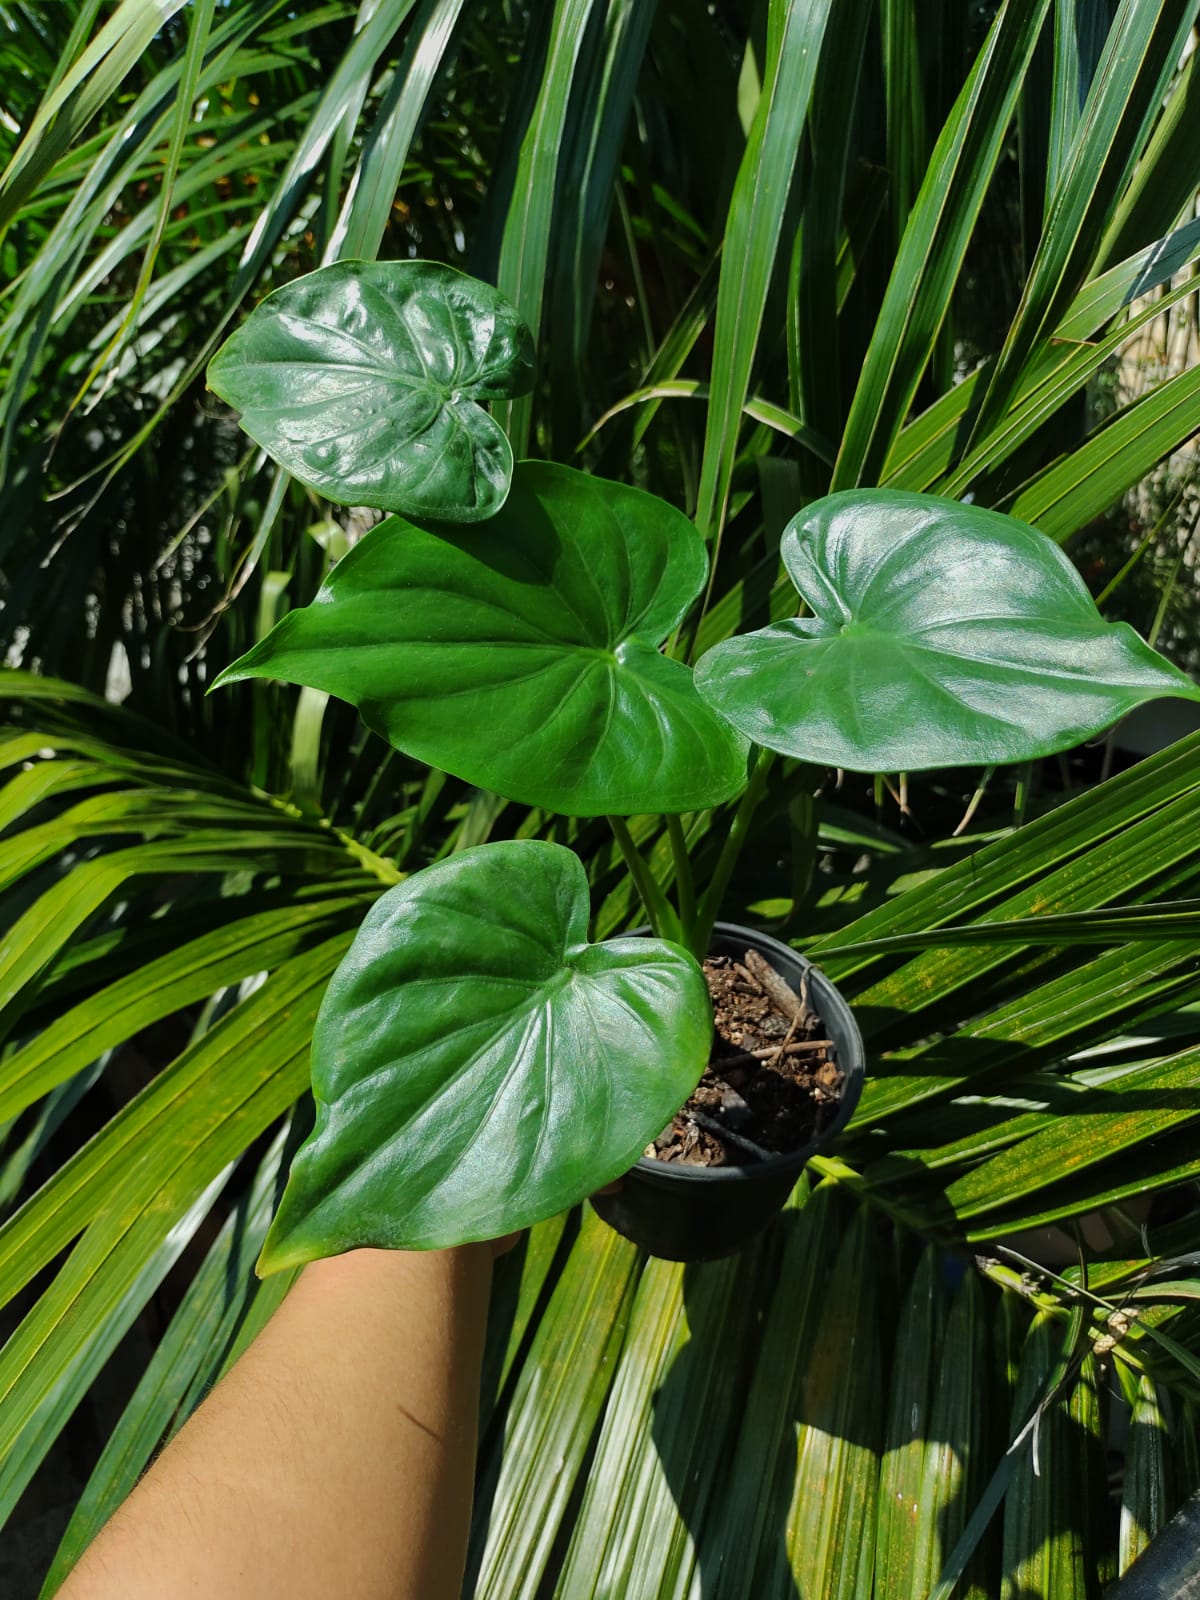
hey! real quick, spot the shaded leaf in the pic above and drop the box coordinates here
[40,1124,293,1594]
[259,841,711,1267]
[1119,1370,1168,1576]
[875,1247,945,1598]
[468,1209,640,1600]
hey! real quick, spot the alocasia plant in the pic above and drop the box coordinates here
[216,461,747,815]
[208,259,1200,1268]
[207,260,534,521]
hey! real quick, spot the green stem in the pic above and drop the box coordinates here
[789,787,818,911]
[805,1153,869,1196]
[607,816,683,942]
[806,1154,952,1238]
[665,813,696,938]
[691,749,775,953]
[266,794,403,888]
[328,825,404,887]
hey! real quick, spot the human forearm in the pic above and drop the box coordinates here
[61,1243,494,1600]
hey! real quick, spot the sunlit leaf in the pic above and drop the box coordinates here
[695,490,1199,772]
[207,260,535,521]
[215,462,749,816]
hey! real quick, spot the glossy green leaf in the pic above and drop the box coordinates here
[207,260,535,521]
[215,462,749,816]
[258,840,711,1267]
[695,490,1200,773]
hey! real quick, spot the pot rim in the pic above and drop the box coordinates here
[627,920,865,1185]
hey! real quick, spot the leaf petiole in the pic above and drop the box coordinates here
[607,816,683,944]
[665,813,696,940]
[690,748,776,956]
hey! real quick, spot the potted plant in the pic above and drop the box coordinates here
[206,260,1200,1266]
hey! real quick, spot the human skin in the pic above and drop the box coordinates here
[58,1243,498,1600]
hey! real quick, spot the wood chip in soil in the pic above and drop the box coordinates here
[646,949,844,1169]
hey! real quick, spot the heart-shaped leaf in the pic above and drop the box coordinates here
[257,841,710,1267]
[695,490,1200,772]
[214,461,749,815]
[207,260,535,521]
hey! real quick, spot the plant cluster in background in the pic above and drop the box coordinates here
[3,1,1200,1595]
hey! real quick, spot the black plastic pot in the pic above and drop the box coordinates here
[590,922,865,1263]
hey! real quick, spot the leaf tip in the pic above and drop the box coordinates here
[255,1230,310,1279]
[207,663,244,696]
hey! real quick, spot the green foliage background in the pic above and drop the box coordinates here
[2,0,1200,1593]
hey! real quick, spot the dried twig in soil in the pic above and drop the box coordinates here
[743,948,804,1023]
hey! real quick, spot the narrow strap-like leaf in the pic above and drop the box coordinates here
[874,1246,945,1598]
[696,1182,848,1588]
[467,1210,641,1600]
[552,1249,759,1599]
[39,1125,293,1596]
[1097,42,1200,268]
[495,0,597,456]
[1008,361,1200,541]
[781,1205,883,1600]
[694,0,836,538]
[972,0,1199,439]
[832,0,1049,489]
[0,935,349,1310]
[1119,1369,1169,1577]
[324,0,470,263]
